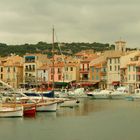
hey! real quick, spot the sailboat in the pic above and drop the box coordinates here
[51,29,80,107]
[31,27,58,112]
[0,97,23,118]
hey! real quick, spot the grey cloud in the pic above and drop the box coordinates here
[0,0,140,48]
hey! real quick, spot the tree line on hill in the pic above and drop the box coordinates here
[0,41,136,57]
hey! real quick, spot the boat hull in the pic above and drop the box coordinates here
[60,99,79,107]
[0,106,23,117]
[24,106,36,117]
[92,94,111,99]
[110,94,128,99]
[36,102,57,112]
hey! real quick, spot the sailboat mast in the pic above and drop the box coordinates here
[52,27,55,90]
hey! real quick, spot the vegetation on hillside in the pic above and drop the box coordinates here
[0,42,115,57]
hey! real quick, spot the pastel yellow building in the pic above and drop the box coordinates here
[23,53,49,87]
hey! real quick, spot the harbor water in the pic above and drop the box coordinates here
[0,98,140,140]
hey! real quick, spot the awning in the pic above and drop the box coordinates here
[54,82,68,86]
[112,81,120,86]
[25,56,35,59]
[80,82,97,87]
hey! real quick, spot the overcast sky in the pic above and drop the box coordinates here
[0,0,140,48]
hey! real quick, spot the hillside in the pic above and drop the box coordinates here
[0,42,115,57]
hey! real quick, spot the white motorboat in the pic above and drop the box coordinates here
[87,89,101,97]
[93,90,112,99]
[126,89,140,101]
[55,88,87,98]
[110,87,129,99]
[59,98,80,107]
[68,88,87,98]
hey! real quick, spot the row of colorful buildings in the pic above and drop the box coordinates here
[0,40,140,92]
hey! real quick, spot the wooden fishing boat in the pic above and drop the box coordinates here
[0,105,23,117]
[36,101,58,112]
[23,103,36,117]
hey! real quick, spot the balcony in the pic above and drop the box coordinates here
[136,72,140,75]
[25,76,36,83]
[100,72,106,76]
[25,68,35,72]
[136,75,140,82]
[79,68,89,73]
[25,60,35,63]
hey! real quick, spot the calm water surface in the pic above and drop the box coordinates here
[0,98,140,140]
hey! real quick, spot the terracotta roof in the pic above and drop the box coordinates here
[24,53,47,57]
[38,64,48,70]
[104,50,123,58]
[90,55,106,66]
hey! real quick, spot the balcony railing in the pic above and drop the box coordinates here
[79,68,89,72]
[25,68,35,72]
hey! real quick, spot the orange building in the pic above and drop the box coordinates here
[0,55,23,88]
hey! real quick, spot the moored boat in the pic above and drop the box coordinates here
[90,89,112,99]
[110,86,129,99]
[0,105,23,117]
[36,101,58,112]
[23,103,36,117]
[126,88,140,101]
[59,98,80,107]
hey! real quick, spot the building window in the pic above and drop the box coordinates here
[133,75,135,80]
[128,66,131,72]
[102,68,106,72]
[7,67,10,72]
[43,77,46,81]
[96,68,99,73]
[32,65,35,70]
[58,68,61,73]
[1,67,3,72]
[118,58,120,63]
[65,67,68,71]
[92,76,94,80]
[1,74,3,79]
[114,59,116,63]
[70,67,73,71]
[129,75,131,80]
[51,75,54,80]
[110,58,112,64]
[13,67,16,72]
[133,66,135,71]
[110,66,112,71]
[96,75,99,80]
[118,65,120,70]
[58,75,61,80]
[43,70,46,73]
[115,66,117,71]
[92,67,94,72]
[29,65,31,70]
[65,74,68,80]
[51,68,54,73]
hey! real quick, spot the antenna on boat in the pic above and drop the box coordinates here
[52,26,55,90]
